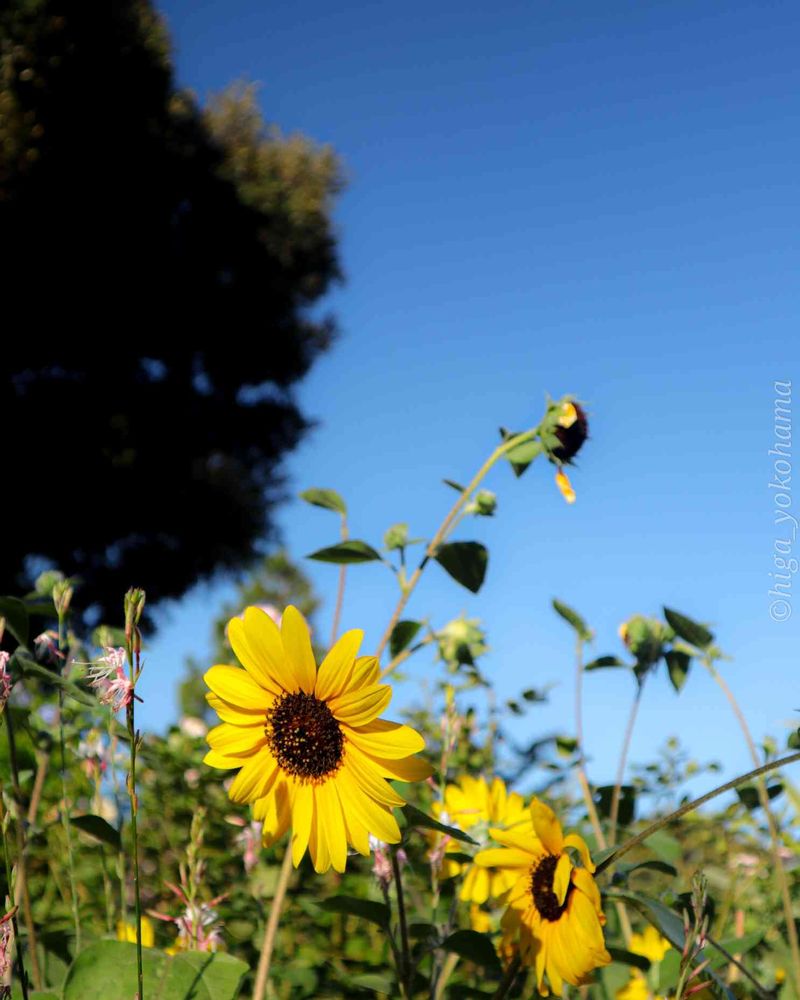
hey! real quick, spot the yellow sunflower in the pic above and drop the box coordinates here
[475,798,610,995]
[203,605,433,874]
[430,775,529,903]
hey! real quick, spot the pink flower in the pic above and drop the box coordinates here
[34,630,64,664]
[150,882,226,953]
[0,907,16,979]
[0,652,12,711]
[86,647,134,713]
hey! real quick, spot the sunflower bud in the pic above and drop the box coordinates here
[619,614,666,669]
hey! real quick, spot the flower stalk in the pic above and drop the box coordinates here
[124,588,146,1000]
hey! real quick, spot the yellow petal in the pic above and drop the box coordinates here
[204,748,250,769]
[315,780,348,873]
[204,666,272,711]
[342,719,425,758]
[290,781,313,866]
[350,655,380,689]
[309,807,330,873]
[207,723,264,755]
[206,693,266,726]
[530,799,564,855]
[280,605,317,694]
[489,823,540,853]
[553,852,572,906]
[474,847,533,869]
[329,683,392,726]
[229,613,285,696]
[572,868,603,915]
[555,469,576,504]
[335,767,401,843]
[257,780,292,846]
[314,628,364,701]
[228,747,279,803]
[359,752,433,782]
[340,790,371,857]
[343,745,406,806]
[563,833,595,874]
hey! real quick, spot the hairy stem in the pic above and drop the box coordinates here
[609,678,645,839]
[596,751,800,876]
[4,707,42,988]
[253,844,294,1000]
[377,429,537,668]
[702,660,800,997]
[391,849,412,998]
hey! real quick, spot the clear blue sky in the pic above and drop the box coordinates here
[141,0,800,796]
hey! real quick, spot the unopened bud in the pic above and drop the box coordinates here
[466,490,497,517]
[52,580,74,617]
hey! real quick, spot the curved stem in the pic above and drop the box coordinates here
[380,633,433,681]
[376,429,537,669]
[253,844,294,1000]
[702,660,800,997]
[492,955,522,999]
[56,613,81,955]
[433,950,459,1000]
[391,849,411,998]
[596,750,800,876]
[573,638,632,943]
[329,515,349,649]
[609,678,645,840]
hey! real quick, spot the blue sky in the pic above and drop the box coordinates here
[142,0,800,797]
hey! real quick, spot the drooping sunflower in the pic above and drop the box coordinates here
[430,775,530,903]
[475,797,610,995]
[203,605,433,874]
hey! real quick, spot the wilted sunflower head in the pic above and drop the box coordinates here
[552,401,589,463]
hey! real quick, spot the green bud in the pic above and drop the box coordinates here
[383,523,409,551]
[52,579,74,616]
[466,489,497,517]
[435,615,488,668]
[35,569,65,597]
[619,614,666,670]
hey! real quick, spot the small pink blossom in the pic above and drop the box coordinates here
[34,630,64,664]
[232,819,262,874]
[150,882,226,953]
[87,647,133,713]
[0,907,17,980]
[0,652,12,711]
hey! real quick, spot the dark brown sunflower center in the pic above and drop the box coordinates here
[265,691,344,780]
[530,855,570,922]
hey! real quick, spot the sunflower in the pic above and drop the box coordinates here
[430,775,530,903]
[203,605,433,874]
[475,798,610,995]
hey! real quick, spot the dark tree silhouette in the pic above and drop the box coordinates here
[0,1,344,624]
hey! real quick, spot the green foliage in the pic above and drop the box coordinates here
[552,598,593,641]
[307,540,383,564]
[299,488,348,516]
[434,542,488,593]
[61,942,247,1000]
[389,620,423,658]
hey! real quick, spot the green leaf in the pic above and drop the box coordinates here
[663,608,714,649]
[499,428,542,477]
[584,655,628,671]
[595,785,636,826]
[705,931,763,969]
[403,804,478,845]
[306,540,382,564]
[736,782,783,810]
[389,620,423,658]
[642,831,682,865]
[14,653,97,707]
[0,596,29,646]
[348,973,395,994]
[62,941,248,1000]
[607,947,651,972]
[443,479,466,493]
[552,599,592,641]
[318,896,391,930]
[12,991,60,1000]
[70,814,122,850]
[789,729,800,750]
[614,859,678,879]
[440,929,501,972]
[383,522,409,550]
[665,650,691,692]
[299,488,347,515]
[555,736,578,755]
[434,542,488,594]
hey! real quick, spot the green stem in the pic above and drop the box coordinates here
[377,428,538,670]
[0,784,29,1000]
[433,950,459,1000]
[56,613,81,953]
[491,956,522,999]
[329,514,349,648]
[391,849,412,998]
[609,677,645,839]
[4,706,42,987]
[252,844,294,1000]
[596,750,800,876]
[126,689,143,1000]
